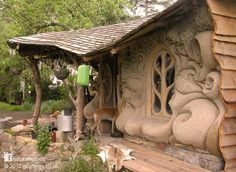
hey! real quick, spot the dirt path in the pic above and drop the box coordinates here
[0,111,32,120]
[0,111,32,128]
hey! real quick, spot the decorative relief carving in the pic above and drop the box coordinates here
[116,30,225,156]
[101,63,113,104]
[169,31,225,155]
[116,46,147,136]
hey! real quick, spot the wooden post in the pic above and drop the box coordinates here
[99,57,104,108]
[117,56,122,109]
[75,85,85,139]
[112,54,117,108]
[27,56,42,125]
[71,57,85,139]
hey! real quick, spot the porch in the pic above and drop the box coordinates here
[97,135,212,172]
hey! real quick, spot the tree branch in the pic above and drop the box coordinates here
[63,80,76,107]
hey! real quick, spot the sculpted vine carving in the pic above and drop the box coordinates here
[116,46,147,136]
[168,31,225,155]
[116,31,225,156]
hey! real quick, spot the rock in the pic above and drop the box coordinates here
[16,136,36,146]
[11,125,33,133]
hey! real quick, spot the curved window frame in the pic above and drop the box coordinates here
[151,49,175,116]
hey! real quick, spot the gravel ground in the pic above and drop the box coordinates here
[0,111,33,128]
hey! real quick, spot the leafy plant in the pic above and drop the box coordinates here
[36,125,51,155]
[60,137,107,172]
[80,137,99,157]
[33,123,40,133]
[40,99,72,114]
[21,102,33,111]
[60,156,107,172]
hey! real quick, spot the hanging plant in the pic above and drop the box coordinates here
[9,67,22,75]
[53,58,69,80]
[54,67,69,80]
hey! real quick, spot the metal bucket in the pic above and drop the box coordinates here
[63,108,72,116]
[56,115,73,131]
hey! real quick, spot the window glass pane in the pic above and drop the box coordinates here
[166,87,174,114]
[165,53,171,67]
[154,72,161,92]
[153,95,161,113]
[156,56,162,69]
[166,67,175,86]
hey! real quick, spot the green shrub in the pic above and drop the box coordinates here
[0,101,33,111]
[27,81,67,103]
[21,102,33,111]
[36,125,51,155]
[60,137,107,172]
[61,156,107,172]
[39,99,72,114]
[81,137,99,157]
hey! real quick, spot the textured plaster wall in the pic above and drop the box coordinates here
[116,3,225,156]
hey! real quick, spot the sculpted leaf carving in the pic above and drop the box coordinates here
[169,31,225,155]
[116,46,147,135]
[115,30,225,156]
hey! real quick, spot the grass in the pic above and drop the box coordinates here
[61,156,107,172]
[0,99,71,114]
[60,137,107,172]
[80,137,99,157]
[0,101,33,111]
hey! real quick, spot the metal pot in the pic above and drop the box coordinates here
[56,115,73,132]
[63,108,72,116]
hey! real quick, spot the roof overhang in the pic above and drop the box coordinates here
[7,0,193,62]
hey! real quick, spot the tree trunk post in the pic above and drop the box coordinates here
[27,56,42,125]
[75,85,85,139]
[71,57,86,139]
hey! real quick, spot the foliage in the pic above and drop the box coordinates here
[130,0,176,16]
[80,137,99,157]
[40,99,72,114]
[61,137,106,172]
[0,101,33,111]
[21,102,34,111]
[28,82,67,103]
[2,0,132,35]
[33,123,40,133]
[61,156,107,172]
[0,0,133,104]
[0,17,26,103]
[36,125,51,155]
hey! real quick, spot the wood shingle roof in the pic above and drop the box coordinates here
[7,0,192,59]
[7,16,153,56]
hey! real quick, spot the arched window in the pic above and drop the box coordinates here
[152,49,175,116]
